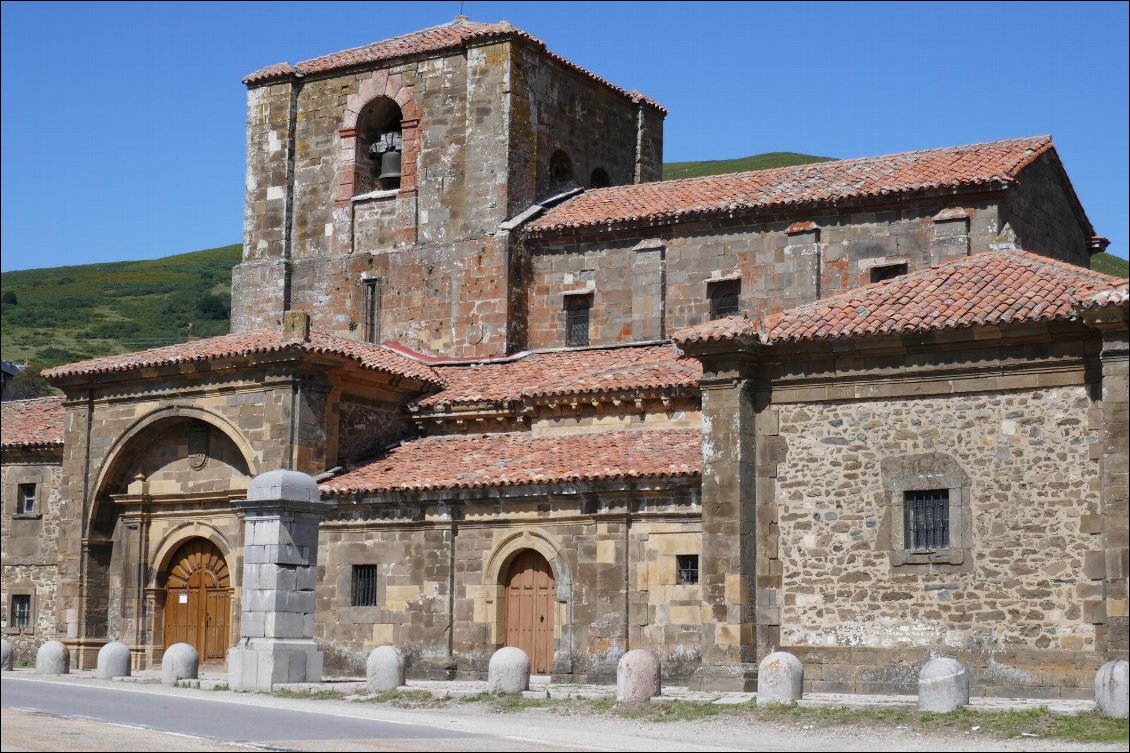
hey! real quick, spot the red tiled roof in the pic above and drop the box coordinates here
[243,18,664,112]
[527,136,1055,234]
[43,330,443,386]
[674,249,1126,346]
[414,344,699,410]
[321,428,701,494]
[1,396,65,449]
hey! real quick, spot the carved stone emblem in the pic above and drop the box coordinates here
[187,426,209,471]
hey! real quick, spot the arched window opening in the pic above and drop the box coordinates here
[356,97,403,194]
[589,167,611,189]
[549,150,574,193]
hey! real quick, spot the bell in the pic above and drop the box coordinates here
[378,150,402,182]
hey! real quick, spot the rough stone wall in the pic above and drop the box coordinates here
[773,385,1104,695]
[335,394,402,464]
[1,451,63,661]
[1001,152,1093,267]
[524,199,1002,349]
[316,486,703,681]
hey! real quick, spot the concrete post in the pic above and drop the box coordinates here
[228,470,333,691]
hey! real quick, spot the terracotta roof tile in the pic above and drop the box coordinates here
[43,329,443,386]
[674,249,1125,346]
[1,396,65,449]
[322,428,701,494]
[243,18,664,112]
[414,344,699,410]
[527,136,1055,234]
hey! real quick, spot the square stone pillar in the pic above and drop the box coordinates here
[688,353,760,691]
[228,470,333,691]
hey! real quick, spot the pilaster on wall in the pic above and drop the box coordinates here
[1084,309,1129,655]
[690,354,759,691]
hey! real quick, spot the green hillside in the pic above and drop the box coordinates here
[1092,251,1130,278]
[663,152,835,179]
[1,244,240,369]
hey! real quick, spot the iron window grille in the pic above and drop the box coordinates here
[904,489,950,550]
[12,594,31,628]
[708,280,741,320]
[565,294,592,347]
[351,565,378,607]
[676,554,700,585]
[17,483,36,515]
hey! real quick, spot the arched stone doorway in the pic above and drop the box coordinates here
[162,538,232,662]
[505,550,555,674]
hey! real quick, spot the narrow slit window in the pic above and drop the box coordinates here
[676,555,699,585]
[363,278,382,344]
[12,594,31,628]
[351,565,378,607]
[708,279,741,320]
[564,293,592,347]
[17,483,36,515]
[870,263,908,284]
[904,490,950,550]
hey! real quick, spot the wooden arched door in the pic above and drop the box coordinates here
[505,550,555,674]
[162,539,231,662]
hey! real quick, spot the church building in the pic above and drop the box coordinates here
[2,17,1126,696]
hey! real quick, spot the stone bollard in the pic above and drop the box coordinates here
[616,649,661,703]
[757,651,804,705]
[488,647,530,696]
[1,639,11,671]
[36,641,69,675]
[96,641,132,680]
[1095,659,1128,719]
[917,657,969,712]
[162,643,199,684]
[366,646,405,693]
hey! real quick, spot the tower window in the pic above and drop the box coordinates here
[904,490,950,550]
[17,483,36,515]
[676,555,699,585]
[564,293,592,347]
[363,278,382,345]
[870,263,908,284]
[589,168,611,188]
[549,150,574,192]
[707,279,741,320]
[351,565,378,607]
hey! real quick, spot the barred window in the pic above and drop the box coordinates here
[564,294,592,347]
[17,483,36,515]
[708,280,741,320]
[676,554,699,585]
[351,565,378,607]
[904,490,949,550]
[12,594,31,628]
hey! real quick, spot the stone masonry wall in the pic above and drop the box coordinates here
[1001,152,1093,267]
[773,384,1104,696]
[317,485,702,682]
[1,453,63,662]
[524,198,1002,349]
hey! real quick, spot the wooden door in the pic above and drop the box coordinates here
[505,550,555,674]
[163,539,231,662]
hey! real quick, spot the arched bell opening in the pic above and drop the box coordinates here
[355,96,404,193]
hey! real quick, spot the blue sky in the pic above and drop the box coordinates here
[1,1,1127,272]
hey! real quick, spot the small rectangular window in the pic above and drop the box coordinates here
[12,594,32,628]
[17,483,36,515]
[676,555,699,585]
[363,278,382,345]
[904,490,950,550]
[351,565,378,607]
[564,294,592,347]
[708,280,741,320]
[870,263,908,284]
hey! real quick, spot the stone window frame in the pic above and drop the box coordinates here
[350,564,379,607]
[6,467,47,521]
[881,452,972,571]
[563,290,593,347]
[3,588,37,635]
[676,554,700,585]
[335,557,386,621]
[17,482,37,515]
[707,278,742,320]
